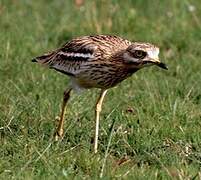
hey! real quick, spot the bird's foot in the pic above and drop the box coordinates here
[54,129,64,141]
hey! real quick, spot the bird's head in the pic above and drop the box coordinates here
[123,42,168,70]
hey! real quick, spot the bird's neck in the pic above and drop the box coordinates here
[126,67,140,74]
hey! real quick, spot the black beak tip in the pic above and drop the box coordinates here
[158,62,168,70]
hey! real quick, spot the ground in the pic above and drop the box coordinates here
[0,0,201,179]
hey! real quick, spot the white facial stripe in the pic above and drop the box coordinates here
[147,49,159,59]
[123,52,139,62]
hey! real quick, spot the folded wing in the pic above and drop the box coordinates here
[32,37,98,76]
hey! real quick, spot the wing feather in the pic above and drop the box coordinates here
[32,35,131,76]
[32,37,99,76]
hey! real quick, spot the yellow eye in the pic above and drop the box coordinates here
[133,50,147,59]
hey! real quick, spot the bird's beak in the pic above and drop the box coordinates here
[149,58,168,70]
[156,61,168,70]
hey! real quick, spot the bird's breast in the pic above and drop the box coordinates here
[73,64,138,89]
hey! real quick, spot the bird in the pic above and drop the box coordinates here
[32,35,168,153]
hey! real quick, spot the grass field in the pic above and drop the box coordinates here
[1,0,201,179]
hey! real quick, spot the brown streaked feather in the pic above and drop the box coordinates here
[32,35,131,76]
[32,50,57,65]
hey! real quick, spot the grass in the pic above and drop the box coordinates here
[0,0,201,179]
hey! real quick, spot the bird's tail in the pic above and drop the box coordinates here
[31,51,57,66]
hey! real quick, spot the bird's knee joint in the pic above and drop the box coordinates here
[96,103,102,112]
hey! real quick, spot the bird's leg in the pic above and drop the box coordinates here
[94,89,107,153]
[54,88,72,141]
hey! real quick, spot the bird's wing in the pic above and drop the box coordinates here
[32,37,99,76]
[32,35,131,76]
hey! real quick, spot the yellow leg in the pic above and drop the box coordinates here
[94,89,107,153]
[54,88,72,141]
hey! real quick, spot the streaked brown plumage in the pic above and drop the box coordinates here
[32,35,168,153]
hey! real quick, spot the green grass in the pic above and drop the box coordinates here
[1,0,201,179]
